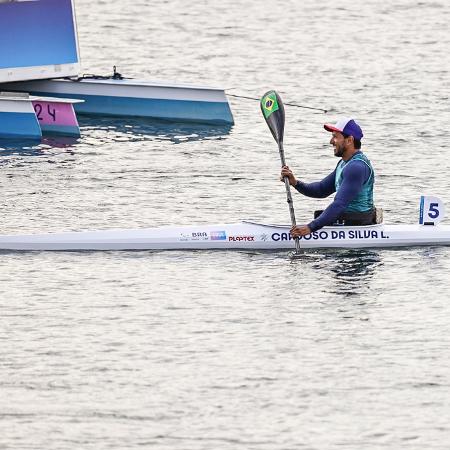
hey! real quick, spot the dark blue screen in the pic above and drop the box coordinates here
[0,0,78,69]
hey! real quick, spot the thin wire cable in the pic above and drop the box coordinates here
[226,93,328,113]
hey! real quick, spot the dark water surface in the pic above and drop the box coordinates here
[1,1,450,448]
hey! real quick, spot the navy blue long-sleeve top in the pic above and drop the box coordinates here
[294,156,372,232]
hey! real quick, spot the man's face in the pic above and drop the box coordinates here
[330,131,348,157]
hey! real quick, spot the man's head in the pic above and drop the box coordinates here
[324,118,363,158]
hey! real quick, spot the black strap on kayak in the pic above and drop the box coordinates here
[313,208,383,226]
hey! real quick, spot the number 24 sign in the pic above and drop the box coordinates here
[33,102,57,123]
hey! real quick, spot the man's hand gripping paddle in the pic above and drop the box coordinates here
[260,90,302,258]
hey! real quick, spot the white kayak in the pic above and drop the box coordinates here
[1,220,450,251]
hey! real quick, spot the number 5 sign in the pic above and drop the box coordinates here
[419,195,446,225]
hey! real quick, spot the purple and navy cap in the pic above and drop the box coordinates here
[324,117,363,140]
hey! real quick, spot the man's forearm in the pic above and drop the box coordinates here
[294,171,335,198]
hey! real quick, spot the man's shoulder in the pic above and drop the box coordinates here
[342,158,371,178]
[346,152,372,167]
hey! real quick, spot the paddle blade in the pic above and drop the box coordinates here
[260,90,285,145]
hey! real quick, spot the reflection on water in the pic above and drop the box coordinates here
[78,116,233,144]
[0,138,78,160]
[0,137,42,156]
[0,117,231,155]
[327,249,381,280]
[41,136,79,150]
[328,250,382,298]
[307,249,383,298]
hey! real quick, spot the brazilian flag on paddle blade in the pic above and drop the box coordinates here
[261,91,279,118]
[261,90,285,145]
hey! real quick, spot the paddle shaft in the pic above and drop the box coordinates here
[278,141,301,254]
[260,89,302,256]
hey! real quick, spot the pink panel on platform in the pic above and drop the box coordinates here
[32,101,79,127]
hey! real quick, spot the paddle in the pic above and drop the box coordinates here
[260,90,302,257]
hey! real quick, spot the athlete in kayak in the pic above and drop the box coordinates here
[281,117,378,237]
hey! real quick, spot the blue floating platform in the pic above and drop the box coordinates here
[1,78,234,126]
[0,93,41,139]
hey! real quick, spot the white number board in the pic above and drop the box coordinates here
[419,195,445,225]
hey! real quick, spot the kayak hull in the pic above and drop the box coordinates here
[1,221,450,251]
